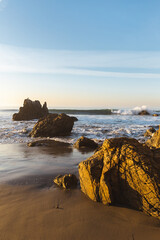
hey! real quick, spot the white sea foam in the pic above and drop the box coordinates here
[112,105,153,115]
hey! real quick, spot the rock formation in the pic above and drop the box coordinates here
[144,127,156,137]
[146,126,160,148]
[138,110,150,116]
[74,136,98,150]
[13,98,48,121]
[79,137,160,219]
[54,174,78,189]
[29,113,76,137]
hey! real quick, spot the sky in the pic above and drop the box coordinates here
[0,0,160,108]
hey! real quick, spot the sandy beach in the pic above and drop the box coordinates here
[0,183,159,240]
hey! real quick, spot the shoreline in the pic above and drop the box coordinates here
[0,142,93,184]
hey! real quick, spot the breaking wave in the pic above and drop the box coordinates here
[112,106,156,115]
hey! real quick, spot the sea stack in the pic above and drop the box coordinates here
[12,98,48,121]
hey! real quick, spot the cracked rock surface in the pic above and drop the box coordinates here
[146,126,160,148]
[79,137,160,219]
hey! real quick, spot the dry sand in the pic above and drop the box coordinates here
[0,184,159,240]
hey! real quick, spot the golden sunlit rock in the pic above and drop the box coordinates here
[79,137,160,219]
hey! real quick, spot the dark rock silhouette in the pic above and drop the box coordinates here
[13,98,48,121]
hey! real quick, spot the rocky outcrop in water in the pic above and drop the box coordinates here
[74,136,98,150]
[29,113,76,137]
[79,137,160,219]
[54,174,78,189]
[13,99,48,121]
[146,126,160,148]
[144,127,156,137]
[138,110,150,116]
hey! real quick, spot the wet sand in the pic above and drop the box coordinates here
[0,143,93,183]
[0,184,159,240]
[0,143,159,240]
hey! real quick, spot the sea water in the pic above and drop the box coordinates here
[0,108,159,183]
[0,107,160,144]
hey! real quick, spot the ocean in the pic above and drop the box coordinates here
[0,107,159,184]
[0,107,160,144]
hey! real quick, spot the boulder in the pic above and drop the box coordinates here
[13,98,48,121]
[153,114,159,117]
[138,110,150,116]
[54,174,78,189]
[144,127,156,137]
[29,113,76,137]
[74,136,98,150]
[146,126,160,148]
[79,137,160,219]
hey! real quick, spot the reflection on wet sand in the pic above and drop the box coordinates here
[0,143,93,183]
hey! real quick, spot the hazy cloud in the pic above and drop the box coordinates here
[0,44,160,79]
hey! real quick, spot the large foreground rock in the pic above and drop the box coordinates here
[146,126,160,148]
[29,113,76,137]
[79,137,160,219]
[13,98,48,121]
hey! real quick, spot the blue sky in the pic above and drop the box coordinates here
[0,0,160,108]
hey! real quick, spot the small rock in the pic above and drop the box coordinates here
[153,114,159,117]
[144,127,156,137]
[54,174,78,189]
[21,128,29,134]
[74,136,98,150]
[138,110,150,116]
